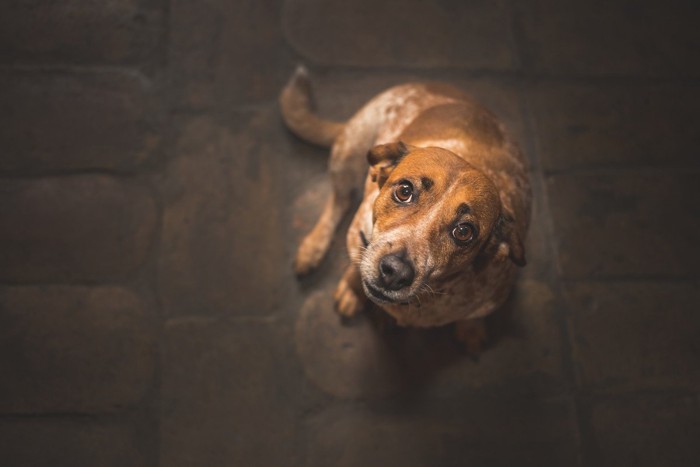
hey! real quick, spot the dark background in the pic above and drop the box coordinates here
[1,0,699,466]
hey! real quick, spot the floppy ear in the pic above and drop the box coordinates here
[493,210,526,267]
[367,141,414,188]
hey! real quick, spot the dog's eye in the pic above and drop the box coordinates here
[452,223,475,243]
[393,182,414,203]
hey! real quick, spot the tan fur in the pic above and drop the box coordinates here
[280,67,531,352]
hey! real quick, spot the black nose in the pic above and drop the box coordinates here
[378,254,415,291]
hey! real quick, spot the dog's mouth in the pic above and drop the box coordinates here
[362,280,412,306]
[363,281,393,303]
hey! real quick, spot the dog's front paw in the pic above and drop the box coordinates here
[454,318,487,357]
[333,279,364,318]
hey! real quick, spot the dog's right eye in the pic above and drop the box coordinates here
[393,182,414,203]
[452,222,476,244]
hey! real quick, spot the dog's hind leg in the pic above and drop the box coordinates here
[294,124,376,276]
[282,66,382,275]
[294,191,349,276]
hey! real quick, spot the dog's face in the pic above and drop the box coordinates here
[360,143,524,306]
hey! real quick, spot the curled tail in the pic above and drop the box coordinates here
[279,65,345,148]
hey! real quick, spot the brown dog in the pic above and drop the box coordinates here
[280,66,531,352]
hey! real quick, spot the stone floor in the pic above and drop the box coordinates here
[1,1,699,466]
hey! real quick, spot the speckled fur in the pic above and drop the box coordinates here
[281,67,531,341]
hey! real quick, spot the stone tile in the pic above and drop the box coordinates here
[428,279,567,396]
[0,419,148,467]
[161,317,301,467]
[0,176,156,282]
[0,0,163,66]
[296,278,567,400]
[283,0,516,70]
[546,170,700,278]
[168,0,293,109]
[564,281,700,393]
[306,398,578,467]
[529,83,700,171]
[157,113,298,317]
[518,0,700,76]
[584,393,700,466]
[295,291,405,399]
[0,286,156,413]
[521,175,555,279]
[0,70,160,173]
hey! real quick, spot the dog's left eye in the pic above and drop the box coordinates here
[452,222,475,243]
[393,182,414,203]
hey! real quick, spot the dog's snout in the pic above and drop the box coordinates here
[379,254,415,291]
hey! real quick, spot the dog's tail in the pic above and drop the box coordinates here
[279,65,345,148]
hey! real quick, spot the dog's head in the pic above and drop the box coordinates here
[360,141,525,306]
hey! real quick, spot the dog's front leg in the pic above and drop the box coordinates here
[333,264,366,318]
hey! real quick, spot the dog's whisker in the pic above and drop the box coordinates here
[424,284,446,296]
[416,283,431,298]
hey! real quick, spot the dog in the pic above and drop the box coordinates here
[280,66,531,353]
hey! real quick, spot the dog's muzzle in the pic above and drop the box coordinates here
[359,240,418,305]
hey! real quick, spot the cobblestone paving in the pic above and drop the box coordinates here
[1,1,698,466]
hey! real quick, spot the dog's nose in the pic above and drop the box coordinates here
[379,254,415,291]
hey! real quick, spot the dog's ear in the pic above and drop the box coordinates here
[473,212,525,273]
[493,210,526,267]
[367,141,414,188]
